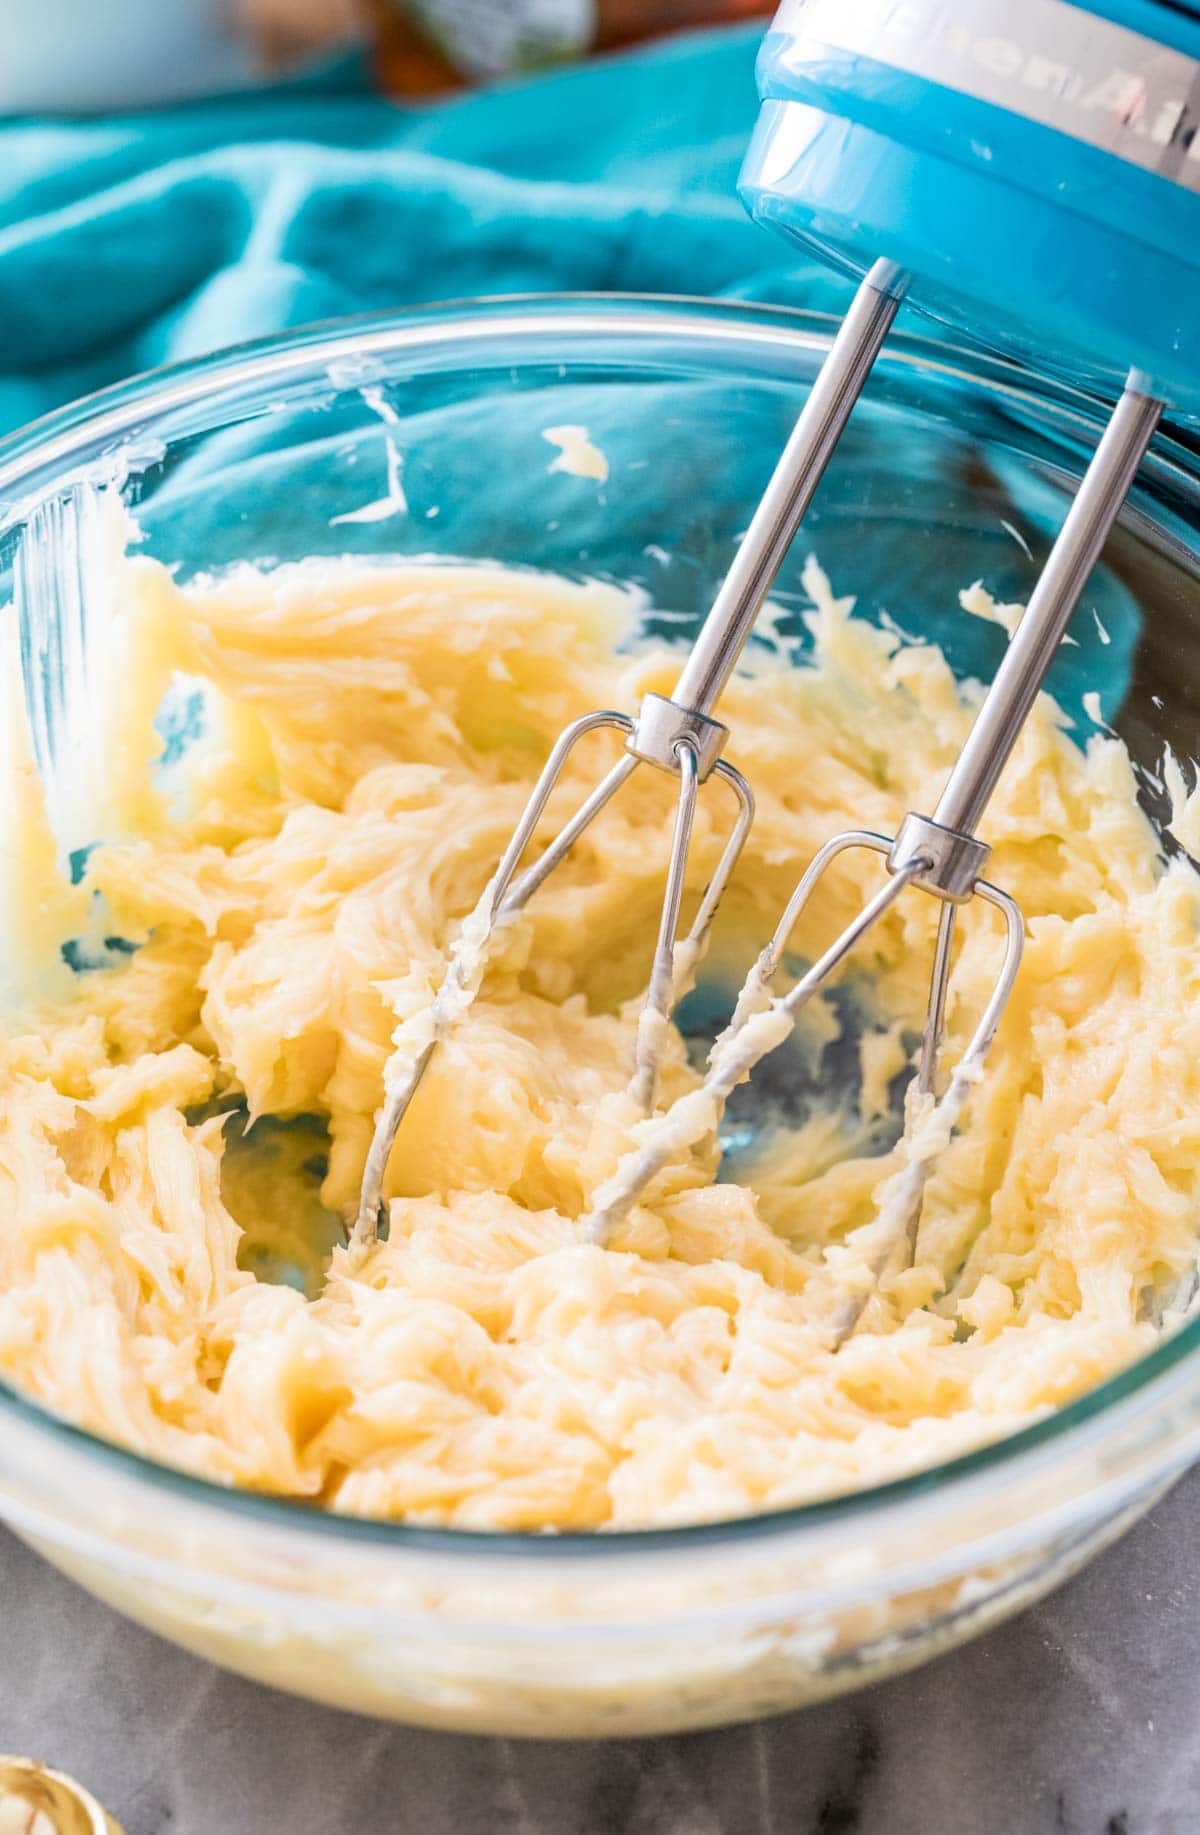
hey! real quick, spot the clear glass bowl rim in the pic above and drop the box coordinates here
[2,289,1199,1562]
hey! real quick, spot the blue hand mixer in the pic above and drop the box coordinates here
[360,0,1200,1286]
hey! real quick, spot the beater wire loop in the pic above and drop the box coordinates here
[355,710,756,1245]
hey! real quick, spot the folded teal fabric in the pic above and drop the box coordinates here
[0,24,852,438]
[0,20,1141,720]
[0,16,1145,1099]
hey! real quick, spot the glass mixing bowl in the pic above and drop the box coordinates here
[2,296,1200,1737]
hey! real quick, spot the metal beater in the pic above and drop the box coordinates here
[353,265,905,1246]
[584,370,1163,1264]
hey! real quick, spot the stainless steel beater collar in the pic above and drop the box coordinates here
[626,692,729,781]
[887,813,991,904]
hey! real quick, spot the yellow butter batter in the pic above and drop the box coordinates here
[1,544,1198,1530]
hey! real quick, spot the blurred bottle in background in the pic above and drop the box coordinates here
[368,1,769,93]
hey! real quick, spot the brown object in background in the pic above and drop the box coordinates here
[235,0,367,70]
[371,1,769,95]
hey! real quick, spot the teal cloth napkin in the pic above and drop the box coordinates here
[0,24,851,438]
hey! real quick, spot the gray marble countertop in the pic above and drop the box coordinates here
[1,1470,1196,1835]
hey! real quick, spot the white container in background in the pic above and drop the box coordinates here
[0,0,259,113]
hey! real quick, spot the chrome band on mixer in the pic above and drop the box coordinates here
[772,0,1200,190]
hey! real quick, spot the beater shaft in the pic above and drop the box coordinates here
[934,383,1164,837]
[904,379,1163,1091]
[668,260,905,718]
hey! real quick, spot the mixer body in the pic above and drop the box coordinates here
[741,0,1200,418]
